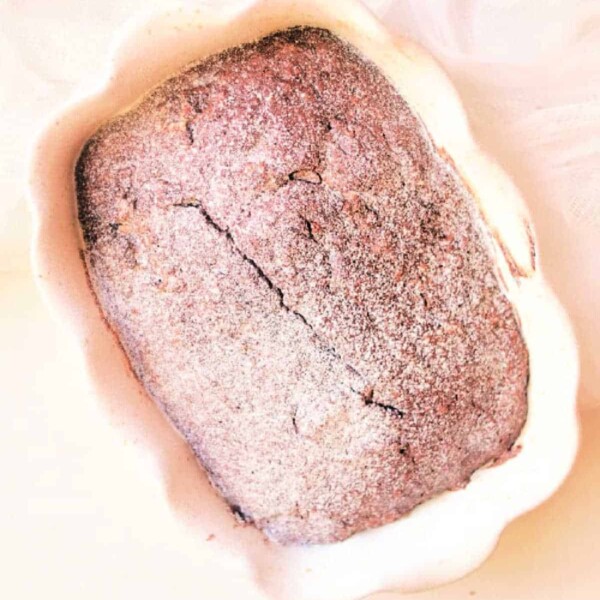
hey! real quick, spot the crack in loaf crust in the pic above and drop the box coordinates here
[76,27,528,544]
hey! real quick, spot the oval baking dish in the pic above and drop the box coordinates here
[28,1,579,599]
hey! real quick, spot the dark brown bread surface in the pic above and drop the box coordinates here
[76,27,528,544]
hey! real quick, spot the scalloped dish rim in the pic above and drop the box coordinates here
[27,1,579,599]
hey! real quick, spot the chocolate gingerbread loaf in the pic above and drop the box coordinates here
[76,27,528,545]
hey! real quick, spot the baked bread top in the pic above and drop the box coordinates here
[76,27,528,544]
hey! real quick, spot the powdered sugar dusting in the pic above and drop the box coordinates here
[76,27,528,545]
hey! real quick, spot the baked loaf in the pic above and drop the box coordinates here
[76,27,528,545]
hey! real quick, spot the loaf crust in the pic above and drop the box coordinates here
[76,27,528,544]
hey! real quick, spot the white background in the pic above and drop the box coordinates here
[1,1,599,598]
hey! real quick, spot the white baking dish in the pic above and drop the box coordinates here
[27,1,579,598]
